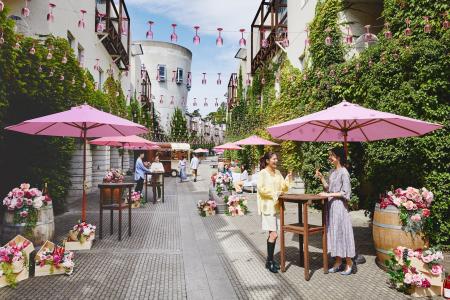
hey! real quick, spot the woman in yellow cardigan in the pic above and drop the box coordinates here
[257,152,292,273]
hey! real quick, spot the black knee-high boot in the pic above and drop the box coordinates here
[266,239,279,273]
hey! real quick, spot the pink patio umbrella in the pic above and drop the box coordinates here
[234,135,279,146]
[213,142,243,151]
[90,135,159,169]
[193,148,209,153]
[267,100,443,156]
[5,104,147,222]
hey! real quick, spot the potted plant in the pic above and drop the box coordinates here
[197,200,217,217]
[101,169,125,202]
[64,221,96,251]
[35,241,74,276]
[0,238,31,288]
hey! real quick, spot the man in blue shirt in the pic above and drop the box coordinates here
[135,152,151,192]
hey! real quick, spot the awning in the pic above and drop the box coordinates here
[170,143,191,151]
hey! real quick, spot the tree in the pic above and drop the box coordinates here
[169,108,189,142]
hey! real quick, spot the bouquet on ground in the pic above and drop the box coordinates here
[0,242,29,287]
[379,187,433,233]
[125,191,144,207]
[68,221,96,244]
[2,183,52,232]
[386,246,445,294]
[225,195,248,216]
[223,173,233,191]
[36,245,74,275]
[197,200,217,217]
[103,169,124,183]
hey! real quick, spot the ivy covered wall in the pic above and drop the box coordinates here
[226,0,449,245]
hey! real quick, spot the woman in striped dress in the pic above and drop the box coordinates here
[315,147,356,275]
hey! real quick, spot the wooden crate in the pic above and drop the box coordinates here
[64,233,95,251]
[34,241,66,277]
[0,235,34,288]
[0,267,29,289]
[395,256,444,286]
[411,285,442,297]
[6,235,35,257]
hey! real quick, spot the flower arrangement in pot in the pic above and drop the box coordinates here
[0,242,29,288]
[197,200,217,217]
[225,195,248,216]
[2,183,52,236]
[103,169,124,183]
[126,191,144,208]
[35,243,74,276]
[102,169,125,202]
[68,221,96,244]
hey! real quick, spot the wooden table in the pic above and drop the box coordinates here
[98,183,134,241]
[279,194,328,281]
[144,172,165,204]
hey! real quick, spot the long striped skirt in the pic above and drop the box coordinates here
[327,198,356,258]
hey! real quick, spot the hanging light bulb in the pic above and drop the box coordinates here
[49,69,54,77]
[202,73,207,85]
[47,3,56,22]
[193,97,197,106]
[282,28,289,47]
[47,49,53,60]
[204,98,208,107]
[303,73,307,80]
[193,25,200,45]
[0,1,3,12]
[29,43,36,55]
[404,18,412,36]
[172,70,176,82]
[71,77,75,85]
[246,73,251,86]
[38,65,43,72]
[261,77,266,85]
[115,91,120,97]
[216,28,224,46]
[423,16,431,33]
[187,72,192,86]
[121,17,128,36]
[107,64,113,76]
[260,28,268,48]
[97,13,105,32]
[325,27,332,46]
[345,26,353,44]
[170,24,178,43]
[82,82,86,89]
[94,59,100,70]
[305,27,310,46]
[156,67,160,81]
[60,74,64,81]
[21,0,30,17]
[14,40,21,50]
[78,9,86,28]
[239,29,246,47]
[159,95,164,104]
[275,73,280,83]
[94,82,98,91]
[62,52,67,64]
[364,25,373,42]
[170,96,174,105]
[217,73,222,85]
[384,22,392,39]
[0,32,4,45]
[442,12,449,30]
[215,98,219,107]
[146,21,154,39]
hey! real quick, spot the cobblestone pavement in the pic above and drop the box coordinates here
[0,162,445,299]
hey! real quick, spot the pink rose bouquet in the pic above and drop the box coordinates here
[225,195,248,216]
[36,245,74,275]
[197,200,217,217]
[69,221,96,244]
[0,244,27,287]
[103,169,124,183]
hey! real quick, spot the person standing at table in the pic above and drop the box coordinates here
[150,154,164,200]
[315,146,356,275]
[190,153,200,182]
[178,155,187,183]
[257,152,292,273]
[135,152,151,193]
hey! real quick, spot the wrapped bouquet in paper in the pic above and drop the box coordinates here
[64,221,96,251]
[35,241,74,276]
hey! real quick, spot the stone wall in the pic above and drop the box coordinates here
[110,148,121,169]
[92,145,110,187]
[67,142,92,200]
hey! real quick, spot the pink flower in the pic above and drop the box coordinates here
[421,209,430,217]
[422,255,432,263]
[394,247,404,257]
[392,197,401,207]
[19,210,28,218]
[407,249,415,257]
[403,200,415,210]
[404,272,413,284]
[15,198,24,209]
[431,264,443,276]
[26,198,33,206]
[412,274,422,284]
[20,183,30,191]
[410,214,421,222]
[421,278,431,288]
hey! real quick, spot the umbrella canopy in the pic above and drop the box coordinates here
[124,144,161,150]
[193,148,209,153]
[213,142,243,151]
[234,135,279,146]
[5,104,147,222]
[267,100,442,154]
[90,135,157,148]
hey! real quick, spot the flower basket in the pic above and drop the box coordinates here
[197,200,217,217]
[131,202,141,209]
[35,241,74,277]
[125,191,143,208]
[0,235,32,288]
[225,195,249,216]
[63,222,96,251]
[411,286,443,298]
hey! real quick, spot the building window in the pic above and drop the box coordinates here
[67,31,75,49]
[176,68,183,84]
[77,43,85,65]
[157,64,166,82]
[98,67,104,89]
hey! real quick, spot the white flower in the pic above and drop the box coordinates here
[0,269,3,277]
[82,228,91,236]
[32,197,44,209]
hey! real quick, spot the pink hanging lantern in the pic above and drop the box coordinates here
[62,52,67,64]
[47,3,56,22]
[282,28,289,47]
[0,1,3,13]
[202,73,207,85]
[384,22,392,39]
[193,98,197,106]
[159,95,164,104]
[364,25,373,42]
[215,98,219,107]
[260,28,268,48]
[78,9,86,29]
[325,27,332,46]
[187,72,192,86]
[146,21,154,39]
[121,17,128,36]
[239,29,246,47]
[345,26,353,44]
[442,12,449,30]
[124,65,130,77]
[170,24,178,43]
[156,67,160,81]
[217,73,222,85]
[94,59,100,71]
[204,98,208,107]
[29,43,36,55]
[216,28,224,46]
[423,16,431,33]
[305,27,310,46]
[97,13,106,32]
[193,26,200,45]
[404,18,412,36]
[246,73,251,86]
[170,96,174,105]
[172,70,176,82]
[21,0,30,17]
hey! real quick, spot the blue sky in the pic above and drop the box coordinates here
[127,0,260,116]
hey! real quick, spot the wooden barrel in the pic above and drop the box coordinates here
[373,203,428,269]
[101,187,123,203]
[1,206,55,247]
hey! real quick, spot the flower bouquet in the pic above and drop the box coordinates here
[386,246,444,297]
[222,173,233,191]
[35,241,74,277]
[379,187,433,233]
[197,200,217,217]
[125,191,144,208]
[0,237,32,288]
[64,221,96,251]
[103,169,124,183]
[225,195,249,216]
[2,184,52,236]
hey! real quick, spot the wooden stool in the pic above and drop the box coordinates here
[279,194,328,281]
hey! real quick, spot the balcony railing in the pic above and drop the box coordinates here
[95,0,130,70]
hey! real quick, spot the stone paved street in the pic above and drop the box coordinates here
[0,162,443,299]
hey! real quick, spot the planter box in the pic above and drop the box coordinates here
[35,241,67,277]
[411,285,442,297]
[0,266,28,289]
[64,233,95,251]
[131,202,141,209]
[0,235,34,288]
[216,203,228,214]
[6,235,35,257]
[395,256,444,286]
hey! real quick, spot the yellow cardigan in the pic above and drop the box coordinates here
[257,168,291,216]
